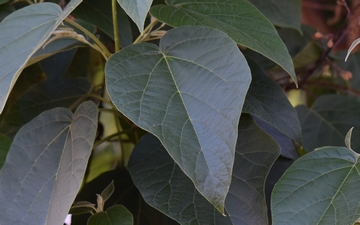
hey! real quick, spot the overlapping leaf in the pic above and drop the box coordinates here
[296,95,360,152]
[243,59,302,144]
[0,78,91,137]
[117,0,152,33]
[106,26,251,213]
[248,0,301,31]
[128,115,280,225]
[272,146,360,225]
[0,101,98,225]
[0,0,82,113]
[150,0,296,85]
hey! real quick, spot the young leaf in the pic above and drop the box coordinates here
[248,0,301,32]
[87,205,133,225]
[70,201,96,215]
[106,26,251,213]
[296,95,360,152]
[243,59,302,144]
[117,0,152,33]
[101,180,115,202]
[0,0,82,114]
[345,38,360,61]
[0,101,98,225]
[345,127,354,150]
[272,146,360,225]
[128,114,280,224]
[150,0,297,85]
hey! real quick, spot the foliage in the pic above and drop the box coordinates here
[1,0,360,224]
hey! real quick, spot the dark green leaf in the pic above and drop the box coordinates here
[0,0,82,113]
[117,0,152,33]
[272,146,360,225]
[150,0,297,85]
[0,78,92,137]
[0,133,11,169]
[72,0,132,47]
[296,95,360,152]
[106,25,251,213]
[0,101,98,225]
[88,205,133,225]
[128,114,280,224]
[243,59,302,144]
[0,0,9,5]
[248,0,301,31]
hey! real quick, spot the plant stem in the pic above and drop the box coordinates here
[93,131,127,149]
[133,19,159,44]
[88,94,115,108]
[112,0,120,52]
[64,18,112,60]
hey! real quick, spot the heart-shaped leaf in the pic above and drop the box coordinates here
[243,59,302,144]
[117,0,152,33]
[248,0,301,32]
[0,101,98,225]
[150,0,296,85]
[0,0,82,113]
[87,205,133,225]
[296,95,360,152]
[272,146,360,224]
[106,26,251,213]
[128,114,280,224]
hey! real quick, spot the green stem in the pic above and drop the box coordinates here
[133,19,159,44]
[88,94,115,108]
[93,131,127,149]
[64,18,112,60]
[98,108,126,120]
[112,0,120,52]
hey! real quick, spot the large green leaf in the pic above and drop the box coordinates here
[248,0,301,31]
[117,0,152,33]
[243,59,302,144]
[88,205,133,225]
[0,101,98,225]
[106,26,251,213]
[0,78,91,137]
[150,0,297,85]
[0,0,82,114]
[128,114,280,224]
[272,146,360,225]
[0,133,11,169]
[72,0,132,47]
[296,95,360,152]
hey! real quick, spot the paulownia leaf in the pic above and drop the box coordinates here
[296,95,360,152]
[248,0,301,32]
[0,133,11,169]
[128,114,280,225]
[0,0,82,113]
[106,26,251,213]
[0,101,98,225]
[272,146,360,225]
[117,0,152,33]
[150,0,297,85]
[72,0,132,47]
[87,205,133,225]
[243,59,302,144]
[0,78,92,137]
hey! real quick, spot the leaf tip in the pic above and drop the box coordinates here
[345,127,354,150]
